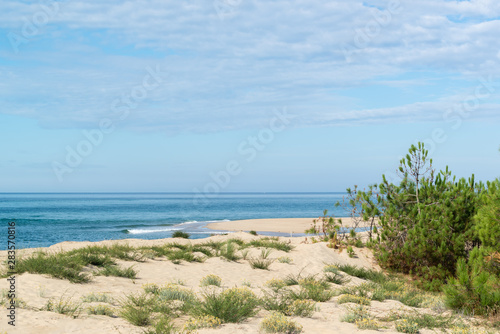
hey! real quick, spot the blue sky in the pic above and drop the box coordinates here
[0,0,499,192]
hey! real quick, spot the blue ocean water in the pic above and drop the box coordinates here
[0,193,349,250]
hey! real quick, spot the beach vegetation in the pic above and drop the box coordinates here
[249,255,273,270]
[81,292,114,304]
[144,316,177,334]
[98,264,137,279]
[341,305,370,323]
[395,319,420,333]
[86,304,114,316]
[182,315,222,333]
[289,279,333,302]
[277,256,293,264]
[172,231,190,239]
[249,230,258,236]
[44,294,82,318]
[356,318,381,330]
[335,263,387,284]
[190,287,259,323]
[245,238,294,252]
[337,294,371,305]
[260,311,303,334]
[119,292,156,326]
[218,240,240,261]
[200,274,222,287]
[323,265,350,285]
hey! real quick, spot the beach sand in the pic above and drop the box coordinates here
[206,217,367,234]
[0,221,474,334]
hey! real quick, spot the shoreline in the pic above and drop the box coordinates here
[206,217,366,234]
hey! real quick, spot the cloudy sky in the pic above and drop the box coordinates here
[1,0,499,192]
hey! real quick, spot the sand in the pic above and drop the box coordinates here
[0,221,480,334]
[206,217,372,234]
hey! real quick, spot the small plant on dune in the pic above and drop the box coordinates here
[260,311,303,334]
[143,283,162,295]
[218,241,240,261]
[98,264,137,279]
[87,304,114,316]
[341,305,370,323]
[246,238,294,252]
[182,315,222,333]
[249,230,258,236]
[356,318,381,330]
[200,274,222,287]
[240,249,250,260]
[265,278,287,291]
[81,292,114,304]
[190,287,259,323]
[45,294,82,318]
[290,279,333,302]
[143,316,177,334]
[15,252,90,283]
[119,292,155,326]
[158,284,196,303]
[249,257,273,270]
[347,246,356,258]
[277,256,293,264]
[395,319,420,334]
[337,294,371,306]
[323,265,350,285]
[286,299,317,317]
[335,263,387,283]
[249,250,274,270]
[261,288,295,314]
[172,231,190,239]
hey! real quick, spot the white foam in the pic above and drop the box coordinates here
[127,227,181,235]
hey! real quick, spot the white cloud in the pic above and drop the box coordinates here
[0,0,499,133]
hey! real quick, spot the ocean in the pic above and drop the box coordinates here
[0,193,349,250]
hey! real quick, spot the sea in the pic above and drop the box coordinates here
[0,193,350,250]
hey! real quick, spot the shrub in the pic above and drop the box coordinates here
[119,293,154,326]
[377,144,480,290]
[45,295,82,318]
[260,288,295,314]
[337,294,371,305]
[98,265,137,279]
[87,305,114,316]
[81,292,114,304]
[443,248,500,315]
[144,316,177,334]
[249,257,273,270]
[356,318,380,330]
[286,299,317,317]
[246,239,294,252]
[260,311,303,334]
[265,278,287,291]
[183,315,222,333]
[341,305,370,323]
[200,274,222,287]
[395,319,420,333]
[219,241,240,261]
[172,231,190,239]
[190,287,259,323]
[474,179,500,250]
[277,256,293,264]
[159,284,196,304]
[336,263,386,283]
[290,280,333,302]
[324,265,350,285]
[249,230,258,236]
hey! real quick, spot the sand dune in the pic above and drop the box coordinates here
[0,231,482,334]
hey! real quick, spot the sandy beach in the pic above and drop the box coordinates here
[0,222,485,334]
[206,217,367,234]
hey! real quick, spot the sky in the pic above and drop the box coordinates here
[0,0,499,193]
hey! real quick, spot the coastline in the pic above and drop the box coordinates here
[206,217,366,234]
